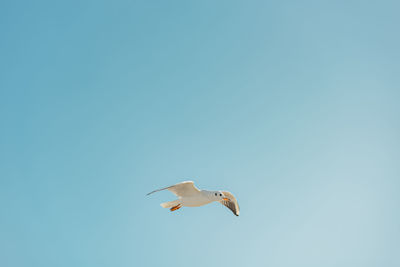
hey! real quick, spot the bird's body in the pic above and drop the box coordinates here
[176,190,217,207]
[147,181,240,216]
[179,193,211,207]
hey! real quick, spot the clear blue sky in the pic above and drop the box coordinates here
[1,1,399,266]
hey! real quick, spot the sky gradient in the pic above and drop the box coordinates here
[1,1,399,266]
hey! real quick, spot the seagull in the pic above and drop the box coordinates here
[146,181,240,216]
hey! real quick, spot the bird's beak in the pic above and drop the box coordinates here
[223,198,229,201]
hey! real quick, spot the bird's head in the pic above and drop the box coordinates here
[212,191,229,201]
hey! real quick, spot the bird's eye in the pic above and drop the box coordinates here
[220,194,222,196]
[215,193,217,196]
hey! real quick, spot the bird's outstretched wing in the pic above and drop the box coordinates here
[220,191,240,216]
[146,181,200,197]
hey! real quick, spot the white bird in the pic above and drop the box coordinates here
[147,181,240,216]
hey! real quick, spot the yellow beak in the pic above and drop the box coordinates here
[223,198,229,201]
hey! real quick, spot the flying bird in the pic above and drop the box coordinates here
[146,181,240,216]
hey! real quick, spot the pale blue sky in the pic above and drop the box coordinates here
[1,1,399,266]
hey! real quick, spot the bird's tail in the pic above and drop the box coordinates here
[160,200,180,209]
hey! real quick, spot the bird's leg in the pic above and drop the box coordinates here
[170,204,181,212]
